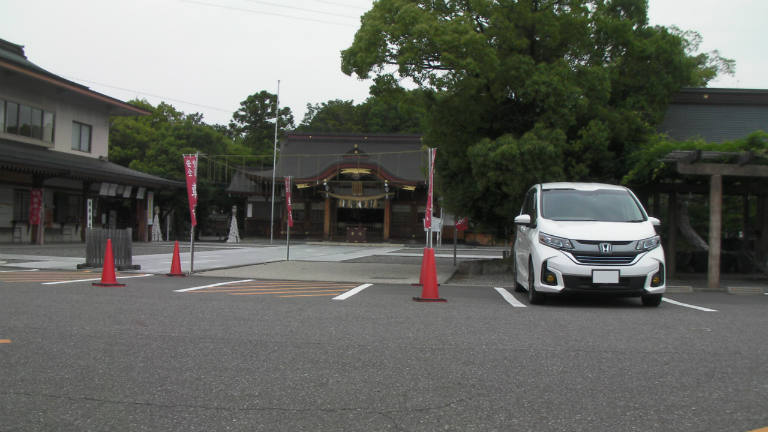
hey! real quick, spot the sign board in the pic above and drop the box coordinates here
[425,148,436,229]
[29,189,42,225]
[284,177,293,227]
[86,199,93,229]
[147,191,154,224]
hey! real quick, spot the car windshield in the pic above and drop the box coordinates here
[541,188,646,222]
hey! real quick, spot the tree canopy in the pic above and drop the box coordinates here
[109,99,242,235]
[229,90,295,156]
[341,0,733,234]
[110,100,233,180]
[623,131,768,186]
[297,76,431,134]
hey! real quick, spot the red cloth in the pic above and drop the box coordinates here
[284,177,293,228]
[183,155,198,226]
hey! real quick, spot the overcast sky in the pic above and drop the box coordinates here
[2,0,766,127]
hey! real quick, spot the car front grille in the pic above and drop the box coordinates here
[572,254,637,265]
[562,275,647,295]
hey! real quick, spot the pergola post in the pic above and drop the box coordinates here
[742,193,750,257]
[668,151,768,290]
[707,174,722,289]
[667,191,677,280]
[759,195,768,266]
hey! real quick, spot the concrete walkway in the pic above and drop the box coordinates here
[1,241,765,292]
[199,260,457,285]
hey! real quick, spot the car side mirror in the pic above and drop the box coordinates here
[514,214,532,226]
[648,217,661,226]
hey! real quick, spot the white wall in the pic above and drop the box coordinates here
[0,77,110,158]
[52,102,110,158]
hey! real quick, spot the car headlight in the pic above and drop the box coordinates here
[636,235,661,251]
[539,233,574,250]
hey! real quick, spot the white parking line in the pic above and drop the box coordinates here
[494,287,527,307]
[332,283,372,300]
[174,279,254,293]
[0,269,39,273]
[42,274,154,285]
[662,297,718,312]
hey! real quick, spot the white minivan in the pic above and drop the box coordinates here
[513,183,666,306]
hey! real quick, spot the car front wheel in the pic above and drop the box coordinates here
[513,257,525,292]
[528,260,545,305]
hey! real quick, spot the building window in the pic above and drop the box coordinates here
[72,121,91,152]
[54,192,83,224]
[13,190,30,222]
[5,102,18,134]
[1,99,55,143]
[43,111,54,143]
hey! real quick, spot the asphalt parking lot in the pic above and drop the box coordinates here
[1,267,767,432]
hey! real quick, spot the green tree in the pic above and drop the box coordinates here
[359,75,431,133]
[297,99,362,133]
[109,99,239,238]
[229,91,295,156]
[297,77,430,133]
[341,0,733,234]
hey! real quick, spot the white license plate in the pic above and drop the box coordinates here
[592,270,619,284]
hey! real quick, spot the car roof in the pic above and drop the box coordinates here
[539,182,628,191]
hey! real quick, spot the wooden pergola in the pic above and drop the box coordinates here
[658,150,768,289]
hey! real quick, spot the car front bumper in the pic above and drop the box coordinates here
[534,246,666,296]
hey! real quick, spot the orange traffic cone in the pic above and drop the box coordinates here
[412,249,429,287]
[93,238,125,287]
[167,241,185,277]
[413,248,445,302]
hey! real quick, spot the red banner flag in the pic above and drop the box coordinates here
[455,217,469,231]
[29,189,42,225]
[425,148,436,229]
[284,177,293,228]
[183,154,198,227]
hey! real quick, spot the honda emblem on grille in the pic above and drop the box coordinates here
[599,242,612,254]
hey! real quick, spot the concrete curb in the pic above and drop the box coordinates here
[726,286,766,295]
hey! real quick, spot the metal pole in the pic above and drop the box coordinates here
[287,224,290,261]
[453,226,457,266]
[269,80,281,244]
[427,148,432,249]
[190,225,195,274]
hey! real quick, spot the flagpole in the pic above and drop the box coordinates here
[270,80,281,244]
[285,176,292,261]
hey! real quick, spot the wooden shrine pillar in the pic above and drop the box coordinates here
[136,197,148,242]
[323,196,331,240]
[383,199,391,241]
